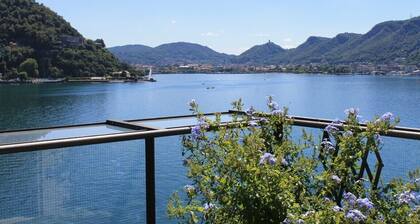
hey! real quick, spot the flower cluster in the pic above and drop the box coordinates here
[345,107,359,117]
[331,175,342,184]
[345,209,366,223]
[376,112,394,123]
[325,119,342,134]
[191,117,209,140]
[246,106,256,116]
[259,152,277,165]
[398,190,418,205]
[334,192,374,222]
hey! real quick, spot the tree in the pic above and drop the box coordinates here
[18,71,28,80]
[18,58,39,77]
[49,66,62,78]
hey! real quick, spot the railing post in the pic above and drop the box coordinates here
[145,137,156,224]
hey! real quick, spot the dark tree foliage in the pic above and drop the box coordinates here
[0,0,130,78]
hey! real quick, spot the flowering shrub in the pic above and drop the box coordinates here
[167,98,420,223]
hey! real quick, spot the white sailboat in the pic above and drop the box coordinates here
[146,67,156,82]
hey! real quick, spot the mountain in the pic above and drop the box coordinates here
[281,33,362,64]
[0,0,131,79]
[110,16,420,66]
[325,17,420,64]
[109,42,233,66]
[234,41,285,64]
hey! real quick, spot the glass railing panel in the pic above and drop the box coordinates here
[0,125,134,145]
[0,141,146,224]
[133,114,235,129]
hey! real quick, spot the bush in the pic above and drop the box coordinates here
[18,71,28,80]
[18,58,38,77]
[168,98,420,223]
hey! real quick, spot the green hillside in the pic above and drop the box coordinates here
[110,42,234,66]
[0,0,131,79]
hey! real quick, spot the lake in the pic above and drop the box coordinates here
[0,73,419,223]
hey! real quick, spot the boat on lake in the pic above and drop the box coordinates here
[145,67,157,82]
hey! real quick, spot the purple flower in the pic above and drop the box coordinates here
[380,112,394,122]
[356,198,374,210]
[345,108,359,116]
[345,209,366,222]
[332,119,344,126]
[246,106,256,115]
[325,124,339,133]
[198,117,209,129]
[259,117,268,124]
[344,192,357,206]
[333,205,343,212]
[398,191,417,205]
[331,175,342,184]
[191,117,210,139]
[204,202,215,211]
[271,109,283,115]
[191,125,202,140]
[259,152,277,165]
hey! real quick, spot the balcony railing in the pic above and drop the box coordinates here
[0,111,419,224]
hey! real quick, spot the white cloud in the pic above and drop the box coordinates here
[201,32,220,37]
[283,37,293,42]
[170,20,177,24]
[254,33,270,37]
[283,45,296,49]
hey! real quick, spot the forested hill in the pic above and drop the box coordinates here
[110,16,420,66]
[109,42,234,66]
[0,0,129,79]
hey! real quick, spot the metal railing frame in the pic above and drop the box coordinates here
[0,111,420,224]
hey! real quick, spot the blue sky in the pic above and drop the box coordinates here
[38,0,419,55]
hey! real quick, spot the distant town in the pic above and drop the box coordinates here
[133,63,420,76]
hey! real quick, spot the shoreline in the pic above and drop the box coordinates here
[0,77,156,84]
[1,72,418,84]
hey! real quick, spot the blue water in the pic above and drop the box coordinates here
[0,73,419,223]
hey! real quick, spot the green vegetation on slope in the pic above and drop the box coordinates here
[0,0,133,79]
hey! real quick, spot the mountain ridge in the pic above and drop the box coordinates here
[109,16,420,66]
